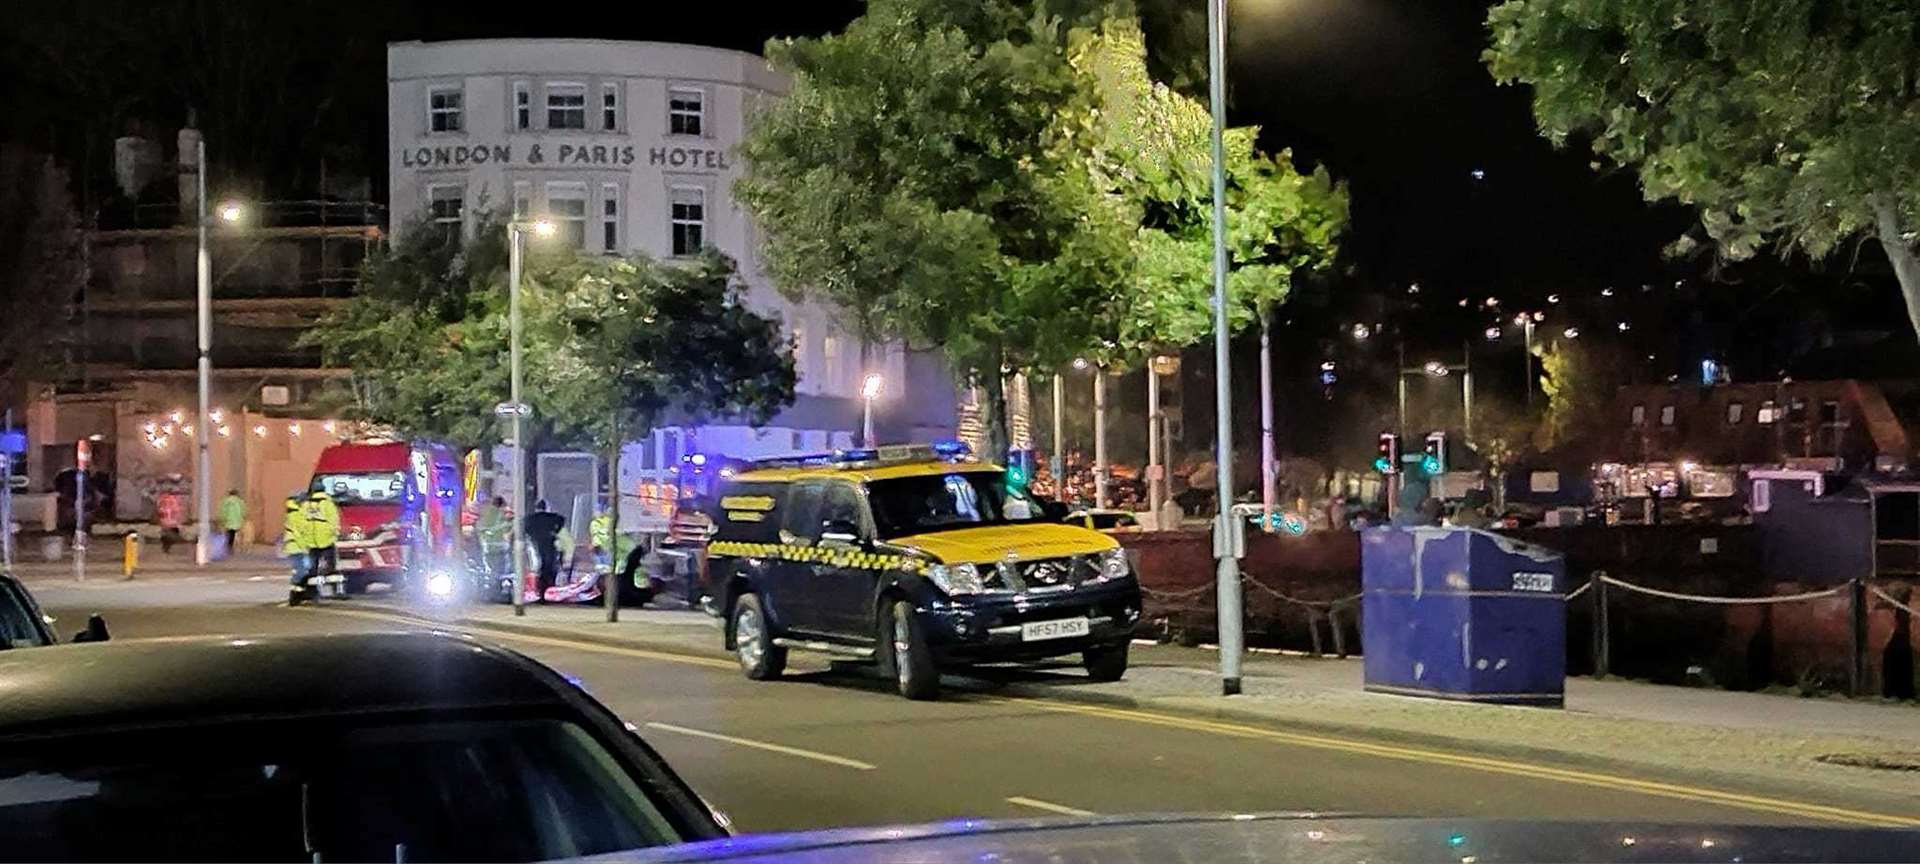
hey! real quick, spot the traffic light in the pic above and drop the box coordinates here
[1374,432,1400,474]
[1422,431,1447,476]
[1005,448,1034,495]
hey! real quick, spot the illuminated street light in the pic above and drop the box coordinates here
[1407,283,1421,294]
[1617,321,1632,332]
[860,373,883,446]
[1350,322,1371,341]
[530,218,557,238]
[1320,360,1337,372]
[1563,327,1580,339]
[1532,311,1546,322]
[506,216,558,619]
[216,201,244,223]
[1600,286,1616,297]
[1483,325,1502,342]
[1547,293,1560,304]
[1071,357,1090,371]
[1423,360,1450,377]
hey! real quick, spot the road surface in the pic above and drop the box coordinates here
[26,578,1854,834]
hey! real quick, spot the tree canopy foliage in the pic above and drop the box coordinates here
[739,0,1347,452]
[305,215,796,449]
[0,146,82,402]
[1486,0,1920,342]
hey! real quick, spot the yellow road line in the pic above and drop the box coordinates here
[984,696,1920,829]
[298,604,1919,828]
[645,721,877,771]
[1005,796,1096,817]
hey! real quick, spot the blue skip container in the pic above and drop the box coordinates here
[1361,527,1566,706]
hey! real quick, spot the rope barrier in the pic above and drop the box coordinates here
[1239,577,1361,609]
[1867,583,1920,618]
[1562,581,1591,601]
[1138,582,1214,602]
[1597,574,1845,606]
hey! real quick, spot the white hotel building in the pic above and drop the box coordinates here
[386,39,955,468]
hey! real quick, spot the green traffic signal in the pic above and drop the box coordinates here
[1421,454,1442,475]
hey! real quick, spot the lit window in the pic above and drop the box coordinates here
[670,186,705,256]
[1751,479,1771,513]
[1630,404,1645,427]
[602,83,620,131]
[1726,402,1743,424]
[601,183,620,253]
[546,83,586,130]
[513,81,531,130]
[547,183,588,248]
[668,88,703,136]
[428,86,463,133]
[427,184,463,240]
[1659,405,1675,426]
[1758,400,1777,424]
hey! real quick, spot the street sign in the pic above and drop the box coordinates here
[494,401,532,417]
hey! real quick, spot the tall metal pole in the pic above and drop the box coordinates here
[1092,369,1108,509]
[1050,374,1064,495]
[606,411,621,623]
[1462,345,1475,443]
[194,137,213,566]
[862,397,874,446]
[1259,310,1275,532]
[509,224,528,618]
[1147,361,1162,522]
[1207,0,1243,696]
[1523,318,1534,407]
[0,452,11,572]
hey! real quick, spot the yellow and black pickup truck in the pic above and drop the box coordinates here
[706,443,1141,699]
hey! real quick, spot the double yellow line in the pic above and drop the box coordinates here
[300,603,1919,828]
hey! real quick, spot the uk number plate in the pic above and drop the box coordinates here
[1021,618,1090,642]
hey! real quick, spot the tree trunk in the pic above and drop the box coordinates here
[1871,195,1920,345]
[983,364,1011,462]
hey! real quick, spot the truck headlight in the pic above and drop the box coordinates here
[1097,548,1129,582]
[926,562,985,595]
[425,572,455,598]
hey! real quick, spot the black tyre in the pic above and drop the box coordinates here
[732,594,786,680]
[1084,641,1129,682]
[884,600,939,700]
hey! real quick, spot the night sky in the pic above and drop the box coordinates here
[3,0,1908,385]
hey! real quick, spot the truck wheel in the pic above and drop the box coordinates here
[1084,641,1129,682]
[732,594,786,680]
[884,600,939,700]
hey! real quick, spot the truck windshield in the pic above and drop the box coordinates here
[312,472,406,506]
[867,470,1038,539]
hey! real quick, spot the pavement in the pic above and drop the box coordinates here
[16,571,1920,834]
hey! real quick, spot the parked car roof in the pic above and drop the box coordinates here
[0,632,570,739]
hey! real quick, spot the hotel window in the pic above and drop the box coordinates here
[668,87,704,136]
[513,81,531,130]
[1629,404,1645,427]
[427,184,463,240]
[1758,399,1778,424]
[670,186,705,256]
[602,82,620,131]
[547,183,588,248]
[1659,405,1675,426]
[1726,402,1743,424]
[822,333,841,386]
[600,183,620,253]
[428,86,463,133]
[546,83,587,130]
[511,182,531,219]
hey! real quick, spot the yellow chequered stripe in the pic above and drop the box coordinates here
[708,541,923,573]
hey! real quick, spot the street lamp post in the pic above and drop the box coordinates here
[1206,0,1244,697]
[507,218,555,618]
[861,373,883,446]
[191,140,243,567]
[1092,367,1108,510]
[1050,373,1064,494]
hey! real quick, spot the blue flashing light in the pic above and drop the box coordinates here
[930,439,972,459]
[836,448,878,463]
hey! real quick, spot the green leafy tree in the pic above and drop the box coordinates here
[0,147,84,405]
[1536,336,1631,454]
[1486,0,1920,343]
[306,215,796,451]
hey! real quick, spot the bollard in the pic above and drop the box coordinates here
[1590,570,1610,678]
[122,532,140,579]
[1848,577,1867,697]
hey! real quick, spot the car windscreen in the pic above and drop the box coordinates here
[311,471,406,506]
[867,470,1040,539]
[0,582,48,648]
[0,716,683,862]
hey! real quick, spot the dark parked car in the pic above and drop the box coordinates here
[0,632,727,861]
[609,813,1920,863]
[0,572,102,647]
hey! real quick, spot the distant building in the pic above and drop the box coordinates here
[385,38,955,470]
